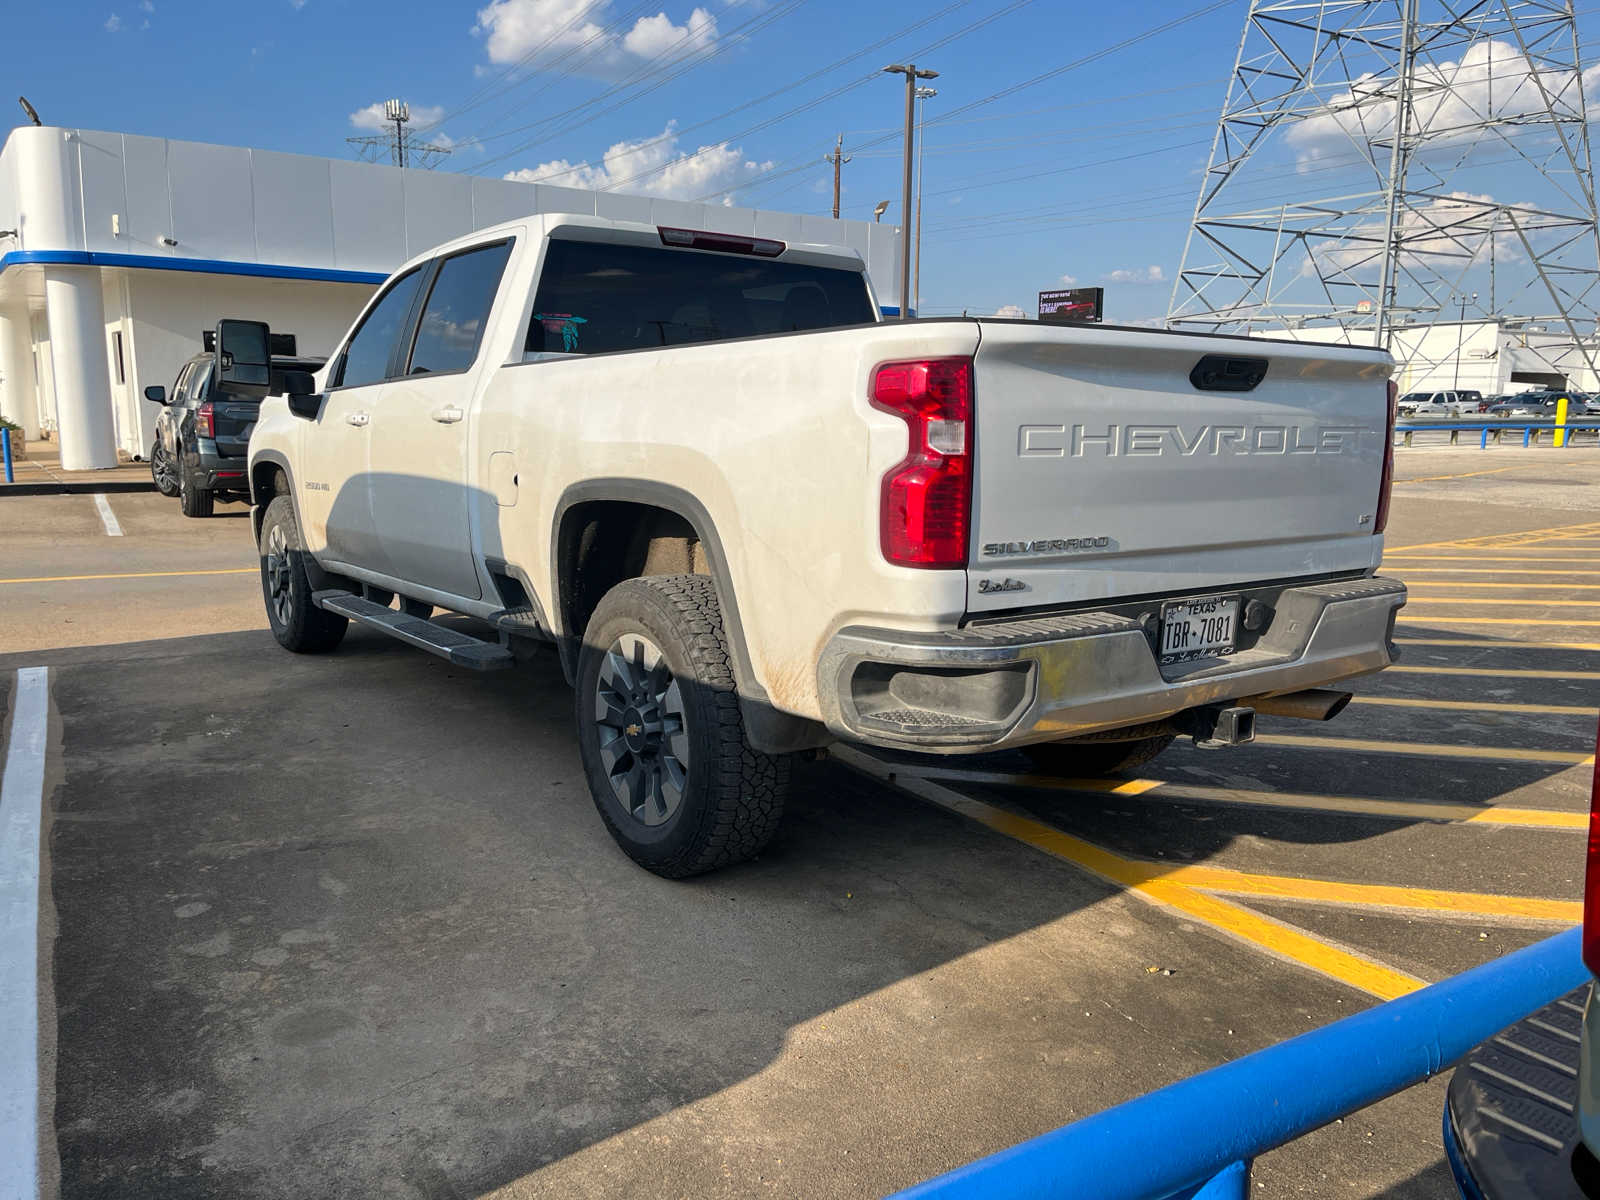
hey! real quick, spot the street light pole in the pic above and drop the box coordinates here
[914,86,936,321]
[884,63,938,320]
[1452,291,1477,391]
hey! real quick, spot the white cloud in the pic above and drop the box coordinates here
[1102,265,1166,285]
[104,13,122,31]
[1289,39,1599,167]
[139,0,154,10]
[992,304,1027,319]
[349,101,446,131]
[1302,189,1533,279]
[475,0,718,79]
[290,0,307,9]
[1058,273,1078,286]
[502,121,772,202]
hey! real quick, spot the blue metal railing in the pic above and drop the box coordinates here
[890,927,1585,1200]
[1394,419,1600,448]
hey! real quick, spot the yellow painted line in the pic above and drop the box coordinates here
[1388,522,1600,552]
[1135,881,1424,1001]
[1388,663,1600,680]
[1159,865,1582,925]
[833,749,1424,1000]
[1399,464,1561,485]
[1352,695,1597,716]
[1406,596,1600,606]
[907,765,1587,830]
[1396,637,1600,650]
[1386,554,1600,563]
[1401,616,1600,627]
[0,567,256,585]
[1393,581,1600,590]
[1390,567,1600,576]
[1254,733,1594,765]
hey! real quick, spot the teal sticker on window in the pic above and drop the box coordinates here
[534,313,588,352]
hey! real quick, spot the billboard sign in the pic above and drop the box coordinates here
[1038,287,1104,324]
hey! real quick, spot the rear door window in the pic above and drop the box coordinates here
[525,238,875,357]
[335,268,425,389]
[406,240,514,376]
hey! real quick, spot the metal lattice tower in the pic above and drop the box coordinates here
[1167,0,1600,386]
[346,99,454,170]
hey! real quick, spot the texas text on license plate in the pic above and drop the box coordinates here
[1160,595,1239,664]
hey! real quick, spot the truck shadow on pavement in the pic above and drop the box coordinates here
[21,619,1559,1199]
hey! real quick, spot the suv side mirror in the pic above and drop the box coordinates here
[215,319,271,398]
[144,385,167,404]
[278,369,322,420]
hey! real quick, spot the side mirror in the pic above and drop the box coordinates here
[279,371,321,421]
[144,385,167,404]
[215,318,271,398]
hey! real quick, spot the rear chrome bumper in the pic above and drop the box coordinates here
[817,576,1406,752]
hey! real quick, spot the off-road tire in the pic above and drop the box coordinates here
[576,574,791,878]
[178,455,214,518]
[259,495,347,654]
[150,440,180,497]
[1024,733,1175,778]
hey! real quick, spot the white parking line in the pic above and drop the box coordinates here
[92,493,123,537]
[0,667,48,1200]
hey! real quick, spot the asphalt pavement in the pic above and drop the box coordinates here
[1,447,1596,1199]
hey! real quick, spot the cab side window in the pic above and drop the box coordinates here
[334,268,425,390]
[406,241,513,376]
[171,363,195,406]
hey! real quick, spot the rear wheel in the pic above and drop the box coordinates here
[150,440,180,497]
[178,454,214,518]
[575,574,791,878]
[259,495,347,653]
[1024,733,1175,778]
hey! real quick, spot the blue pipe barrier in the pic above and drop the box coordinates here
[1392,420,1600,448]
[1,428,12,484]
[889,927,1585,1200]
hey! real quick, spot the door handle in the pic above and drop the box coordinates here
[431,406,464,425]
[346,411,369,427]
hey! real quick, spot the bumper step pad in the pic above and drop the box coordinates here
[313,591,514,671]
[1445,987,1597,1199]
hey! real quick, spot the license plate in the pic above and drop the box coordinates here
[1160,596,1239,664]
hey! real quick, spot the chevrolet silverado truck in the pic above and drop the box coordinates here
[231,212,1406,878]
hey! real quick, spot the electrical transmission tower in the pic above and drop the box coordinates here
[346,99,454,170]
[1167,0,1600,387]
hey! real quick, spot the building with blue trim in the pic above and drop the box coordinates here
[0,126,898,469]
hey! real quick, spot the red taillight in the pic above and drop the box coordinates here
[1584,721,1600,973]
[1375,379,1397,534]
[872,357,973,568]
[657,226,785,258]
[195,401,214,439]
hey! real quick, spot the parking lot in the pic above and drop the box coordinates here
[2,446,1596,1199]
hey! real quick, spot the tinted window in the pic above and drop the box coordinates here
[171,363,194,404]
[407,241,513,375]
[190,362,214,402]
[337,268,424,389]
[525,238,875,356]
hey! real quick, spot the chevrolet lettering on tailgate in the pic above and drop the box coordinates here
[1017,423,1366,457]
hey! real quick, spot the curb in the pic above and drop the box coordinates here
[2,481,157,497]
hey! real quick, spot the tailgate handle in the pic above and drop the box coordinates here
[1190,355,1268,393]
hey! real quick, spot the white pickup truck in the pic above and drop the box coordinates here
[228,212,1405,877]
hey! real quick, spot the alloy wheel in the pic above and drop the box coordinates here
[264,522,294,628]
[593,633,690,827]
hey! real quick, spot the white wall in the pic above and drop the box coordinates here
[119,271,375,455]
[0,126,901,307]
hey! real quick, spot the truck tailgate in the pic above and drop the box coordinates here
[968,322,1392,613]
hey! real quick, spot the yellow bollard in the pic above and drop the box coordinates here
[1556,395,1570,448]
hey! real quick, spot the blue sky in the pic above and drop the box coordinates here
[7,1,1597,324]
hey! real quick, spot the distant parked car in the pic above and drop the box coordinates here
[1396,390,1468,417]
[147,351,325,517]
[1486,391,1597,418]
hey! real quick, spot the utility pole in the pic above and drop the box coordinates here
[913,87,936,322]
[825,134,851,220]
[345,98,454,169]
[884,63,938,320]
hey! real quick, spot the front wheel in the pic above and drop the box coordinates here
[575,574,791,878]
[1023,733,1175,778]
[150,440,180,497]
[259,495,347,653]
